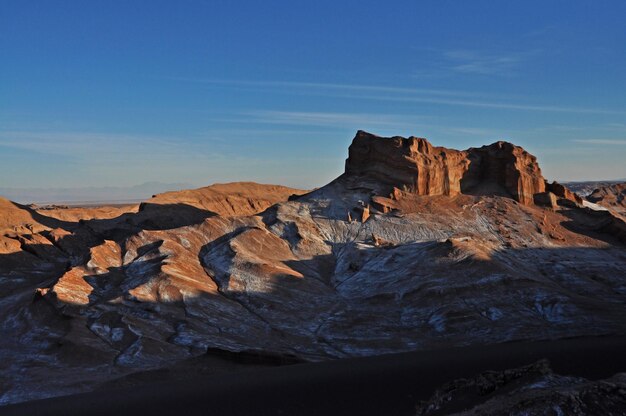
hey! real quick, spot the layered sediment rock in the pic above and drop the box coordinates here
[343,131,545,205]
[588,182,626,214]
[546,180,584,206]
[1,131,625,406]
[462,141,546,205]
[344,131,469,196]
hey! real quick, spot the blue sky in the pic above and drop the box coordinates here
[2,1,625,190]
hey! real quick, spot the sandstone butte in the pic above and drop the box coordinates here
[342,130,584,217]
[0,130,625,405]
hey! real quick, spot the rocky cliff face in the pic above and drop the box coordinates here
[462,141,546,205]
[545,180,584,206]
[343,131,545,205]
[344,131,469,196]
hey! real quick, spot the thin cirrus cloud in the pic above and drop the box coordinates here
[411,48,539,77]
[443,50,525,75]
[226,111,508,140]
[0,131,179,157]
[169,77,490,98]
[0,130,232,164]
[242,110,427,129]
[176,78,626,116]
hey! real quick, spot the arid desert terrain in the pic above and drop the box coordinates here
[1,131,625,414]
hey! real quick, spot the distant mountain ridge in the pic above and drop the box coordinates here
[564,180,626,197]
[0,181,194,204]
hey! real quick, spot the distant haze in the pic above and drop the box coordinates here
[0,182,193,204]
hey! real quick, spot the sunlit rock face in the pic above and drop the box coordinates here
[344,131,470,196]
[343,131,545,205]
[0,133,625,405]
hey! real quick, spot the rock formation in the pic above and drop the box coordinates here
[344,131,469,196]
[416,360,626,415]
[147,182,308,217]
[545,180,583,206]
[587,182,626,214]
[566,180,622,197]
[533,191,558,208]
[343,131,545,205]
[0,132,625,406]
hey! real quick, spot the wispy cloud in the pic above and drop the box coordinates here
[0,130,314,188]
[330,93,626,115]
[169,77,489,98]
[0,131,183,159]
[244,110,426,129]
[572,139,626,145]
[212,111,513,143]
[443,50,524,75]
[171,78,626,116]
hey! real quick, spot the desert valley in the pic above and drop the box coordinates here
[1,131,625,414]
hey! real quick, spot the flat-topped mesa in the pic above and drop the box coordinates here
[345,130,469,196]
[344,131,546,205]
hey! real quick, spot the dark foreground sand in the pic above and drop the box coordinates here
[2,335,626,416]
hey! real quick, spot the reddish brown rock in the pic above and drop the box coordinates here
[49,240,122,305]
[534,192,558,209]
[51,267,93,305]
[587,182,626,215]
[343,131,545,205]
[360,204,370,222]
[147,182,308,217]
[462,141,546,206]
[0,197,58,235]
[545,181,583,206]
[1,131,625,406]
[344,131,469,196]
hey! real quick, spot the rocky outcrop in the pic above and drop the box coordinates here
[49,240,123,305]
[533,191,558,208]
[587,182,626,214]
[545,180,583,206]
[344,131,469,196]
[147,182,308,217]
[1,131,626,406]
[343,131,545,205]
[461,141,546,205]
[416,360,626,415]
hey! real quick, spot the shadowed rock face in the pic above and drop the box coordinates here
[344,131,545,205]
[0,133,625,406]
[461,141,545,205]
[416,360,626,416]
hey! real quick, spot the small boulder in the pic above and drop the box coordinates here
[534,192,558,209]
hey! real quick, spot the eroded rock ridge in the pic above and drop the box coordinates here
[344,130,547,205]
